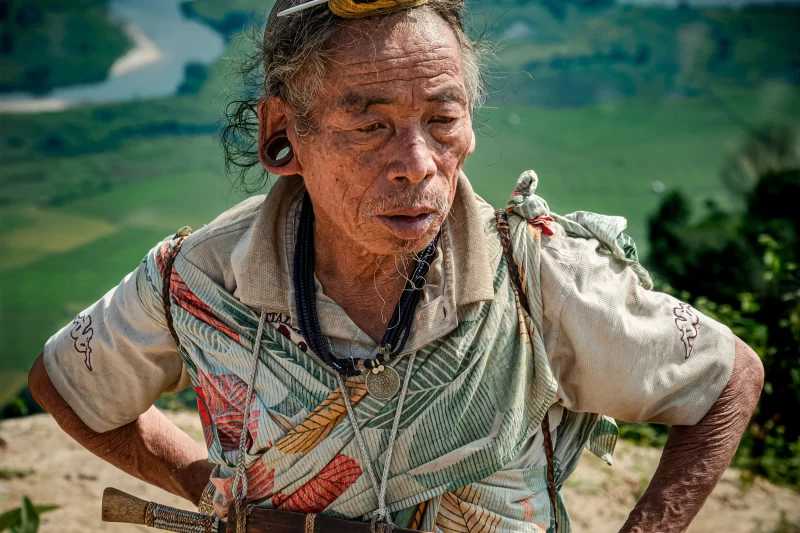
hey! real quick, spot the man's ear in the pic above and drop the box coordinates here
[257,97,303,176]
[467,128,476,156]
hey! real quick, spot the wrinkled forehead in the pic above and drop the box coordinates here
[325,12,465,93]
[329,10,460,63]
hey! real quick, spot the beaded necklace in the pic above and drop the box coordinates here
[293,193,438,398]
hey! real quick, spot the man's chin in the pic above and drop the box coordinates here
[355,215,443,257]
[381,224,441,257]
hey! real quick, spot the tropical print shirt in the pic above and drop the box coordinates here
[43,171,735,532]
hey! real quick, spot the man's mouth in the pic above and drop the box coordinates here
[378,212,436,240]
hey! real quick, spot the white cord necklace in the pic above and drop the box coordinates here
[337,352,417,531]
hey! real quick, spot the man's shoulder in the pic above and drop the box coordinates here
[541,224,590,263]
[177,195,266,290]
[182,195,265,254]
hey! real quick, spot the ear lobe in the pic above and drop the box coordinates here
[467,128,476,156]
[257,97,303,176]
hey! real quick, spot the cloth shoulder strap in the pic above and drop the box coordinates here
[159,227,222,516]
[161,227,193,348]
[495,209,559,533]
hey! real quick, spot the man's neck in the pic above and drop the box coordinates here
[313,220,411,343]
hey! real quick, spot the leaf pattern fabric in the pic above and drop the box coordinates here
[146,172,632,531]
[196,370,259,453]
[210,455,275,515]
[272,453,362,513]
[275,381,367,454]
[437,488,503,533]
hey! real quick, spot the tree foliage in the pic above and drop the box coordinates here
[647,125,800,486]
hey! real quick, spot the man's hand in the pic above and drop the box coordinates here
[620,337,764,533]
[28,354,214,505]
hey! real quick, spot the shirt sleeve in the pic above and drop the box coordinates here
[42,242,189,433]
[540,229,736,425]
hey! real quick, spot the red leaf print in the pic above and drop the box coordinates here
[247,459,276,502]
[155,242,171,275]
[168,270,241,343]
[211,456,275,517]
[155,241,240,343]
[275,453,362,513]
[195,386,215,449]
[198,371,260,453]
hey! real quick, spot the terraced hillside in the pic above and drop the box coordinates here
[1,0,798,396]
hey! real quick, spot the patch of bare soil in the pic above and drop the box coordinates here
[1,413,798,533]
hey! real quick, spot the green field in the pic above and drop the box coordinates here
[0,0,130,94]
[1,0,799,399]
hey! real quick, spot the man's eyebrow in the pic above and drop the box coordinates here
[424,87,467,104]
[338,93,395,113]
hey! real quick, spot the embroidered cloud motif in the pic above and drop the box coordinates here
[673,303,700,359]
[69,313,94,371]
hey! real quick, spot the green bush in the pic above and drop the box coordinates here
[0,496,58,533]
[645,126,800,487]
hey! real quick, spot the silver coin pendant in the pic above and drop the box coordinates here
[365,365,401,400]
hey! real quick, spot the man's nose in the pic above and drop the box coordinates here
[387,128,437,184]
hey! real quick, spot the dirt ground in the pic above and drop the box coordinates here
[1,412,798,533]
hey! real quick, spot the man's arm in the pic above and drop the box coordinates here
[28,353,214,505]
[620,337,764,533]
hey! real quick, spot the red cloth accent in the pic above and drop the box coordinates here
[527,215,555,236]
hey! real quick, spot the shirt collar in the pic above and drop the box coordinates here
[232,173,495,327]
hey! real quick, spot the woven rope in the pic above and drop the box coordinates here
[197,481,216,516]
[540,412,558,530]
[376,354,416,522]
[305,513,317,533]
[494,210,558,533]
[160,228,223,533]
[233,309,269,533]
[338,352,416,530]
[144,501,156,527]
[151,504,217,533]
[338,374,381,499]
[162,236,188,348]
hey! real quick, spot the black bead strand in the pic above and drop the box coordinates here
[292,192,437,376]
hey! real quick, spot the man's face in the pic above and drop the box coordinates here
[289,12,475,256]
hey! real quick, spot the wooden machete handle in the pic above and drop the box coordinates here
[102,487,221,532]
[102,487,150,525]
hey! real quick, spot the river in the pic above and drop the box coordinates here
[0,0,797,113]
[0,0,224,113]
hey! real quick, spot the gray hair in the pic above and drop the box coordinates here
[221,0,486,191]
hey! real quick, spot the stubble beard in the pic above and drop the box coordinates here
[361,187,450,258]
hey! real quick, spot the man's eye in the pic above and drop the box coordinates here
[358,123,384,132]
[430,116,457,125]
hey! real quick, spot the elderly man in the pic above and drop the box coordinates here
[28,0,763,531]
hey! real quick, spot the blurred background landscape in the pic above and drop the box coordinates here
[0,0,798,531]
